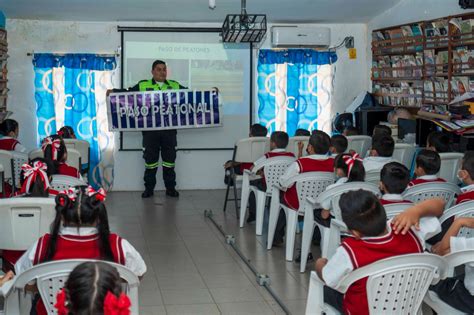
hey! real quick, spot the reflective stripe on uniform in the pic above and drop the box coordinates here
[162,162,175,168]
[145,161,160,169]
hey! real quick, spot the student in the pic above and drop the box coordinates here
[15,186,146,315]
[426,131,451,153]
[0,119,27,153]
[455,151,474,204]
[363,134,395,172]
[54,262,132,315]
[246,131,294,223]
[41,135,81,178]
[317,190,443,315]
[273,131,334,245]
[379,162,412,205]
[58,126,76,139]
[18,158,59,197]
[294,128,310,136]
[343,126,359,137]
[431,217,474,314]
[372,124,392,137]
[408,149,446,187]
[329,135,348,155]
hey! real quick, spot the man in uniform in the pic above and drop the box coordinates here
[109,60,185,198]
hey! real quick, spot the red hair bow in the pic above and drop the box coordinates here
[54,289,69,315]
[103,292,131,315]
[20,161,50,194]
[85,186,107,202]
[41,136,61,161]
[342,153,363,176]
[59,187,78,205]
[57,130,64,137]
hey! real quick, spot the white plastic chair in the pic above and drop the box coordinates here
[305,253,446,315]
[3,259,140,315]
[439,152,464,184]
[239,156,295,235]
[267,172,334,261]
[439,201,474,238]
[29,148,82,173]
[384,202,413,219]
[50,174,86,191]
[0,150,27,193]
[28,148,44,161]
[223,137,270,216]
[287,136,309,157]
[346,135,372,158]
[63,139,90,173]
[0,198,56,251]
[364,168,381,185]
[402,182,461,209]
[392,143,416,170]
[424,249,474,315]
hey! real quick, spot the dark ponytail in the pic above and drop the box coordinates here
[334,153,365,182]
[20,158,52,197]
[58,126,76,139]
[0,119,18,137]
[42,135,68,175]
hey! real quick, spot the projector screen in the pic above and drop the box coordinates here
[121,31,251,150]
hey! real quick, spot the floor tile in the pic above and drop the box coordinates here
[166,304,221,315]
[161,288,214,305]
[209,285,265,303]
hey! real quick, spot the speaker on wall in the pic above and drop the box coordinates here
[460,0,474,9]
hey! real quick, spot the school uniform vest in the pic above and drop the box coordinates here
[239,162,254,174]
[283,157,334,210]
[264,151,295,159]
[380,198,413,205]
[0,138,19,151]
[341,226,423,315]
[408,177,446,187]
[57,162,80,178]
[456,190,474,204]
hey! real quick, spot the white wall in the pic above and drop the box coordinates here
[6,19,367,191]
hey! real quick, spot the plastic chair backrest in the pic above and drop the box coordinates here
[293,172,335,211]
[317,182,380,220]
[384,202,413,219]
[234,137,270,163]
[287,136,309,157]
[392,143,416,169]
[440,201,474,238]
[365,168,381,185]
[443,250,474,277]
[346,135,372,158]
[262,156,295,194]
[402,182,461,208]
[0,150,13,181]
[63,139,90,165]
[50,175,86,191]
[438,152,463,184]
[65,148,81,171]
[28,148,44,161]
[11,259,139,315]
[0,198,56,250]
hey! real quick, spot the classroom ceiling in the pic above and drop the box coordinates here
[1,0,401,23]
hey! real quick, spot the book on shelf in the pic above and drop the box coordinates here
[401,26,413,37]
[435,51,449,74]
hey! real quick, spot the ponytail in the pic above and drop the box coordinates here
[334,153,365,182]
[41,135,68,174]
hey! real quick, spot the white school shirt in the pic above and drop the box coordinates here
[1,136,27,153]
[322,217,441,288]
[450,237,474,295]
[461,184,474,194]
[279,154,331,189]
[363,156,394,172]
[15,227,147,277]
[380,193,406,202]
[252,148,287,172]
[320,177,348,210]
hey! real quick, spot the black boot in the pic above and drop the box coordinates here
[141,190,154,198]
[166,188,179,197]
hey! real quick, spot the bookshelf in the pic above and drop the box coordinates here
[0,28,6,112]
[371,12,474,110]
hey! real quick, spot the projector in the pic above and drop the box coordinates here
[460,0,474,8]
[221,0,267,43]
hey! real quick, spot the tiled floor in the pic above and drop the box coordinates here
[106,190,314,315]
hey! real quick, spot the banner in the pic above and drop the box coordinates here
[107,90,221,131]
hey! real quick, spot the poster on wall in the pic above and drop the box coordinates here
[106,90,221,131]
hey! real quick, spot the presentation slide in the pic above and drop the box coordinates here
[121,31,251,150]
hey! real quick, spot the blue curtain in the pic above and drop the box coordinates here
[257,49,337,135]
[33,54,117,189]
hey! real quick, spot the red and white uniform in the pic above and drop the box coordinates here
[408,175,446,187]
[0,136,27,153]
[456,184,474,205]
[380,194,413,206]
[252,149,295,171]
[280,154,334,210]
[363,156,394,172]
[322,218,440,315]
[57,162,80,178]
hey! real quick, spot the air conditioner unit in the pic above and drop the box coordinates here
[271,26,331,48]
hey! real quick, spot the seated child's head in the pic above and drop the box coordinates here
[370,134,394,157]
[41,135,68,171]
[427,131,450,153]
[458,151,474,186]
[0,119,19,138]
[58,126,76,139]
[343,126,359,136]
[249,124,267,137]
[334,153,365,182]
[56,261,130,315]
[372,124,392,137]
[294,129,310,137]
[308,130,331,155]
[270,131,289,150]
[380,162,410,194]
[340,190,387,238]
[330,135,348,155]
[20,158,53,197]
[46,186,110,262]
[415,149,441,177]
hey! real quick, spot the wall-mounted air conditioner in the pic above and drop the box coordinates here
[271,26,331,48]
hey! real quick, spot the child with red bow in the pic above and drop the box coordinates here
[15,186,146,315]
[42,135,81,179]
[18,158,59,197]
[55,262,132,315]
